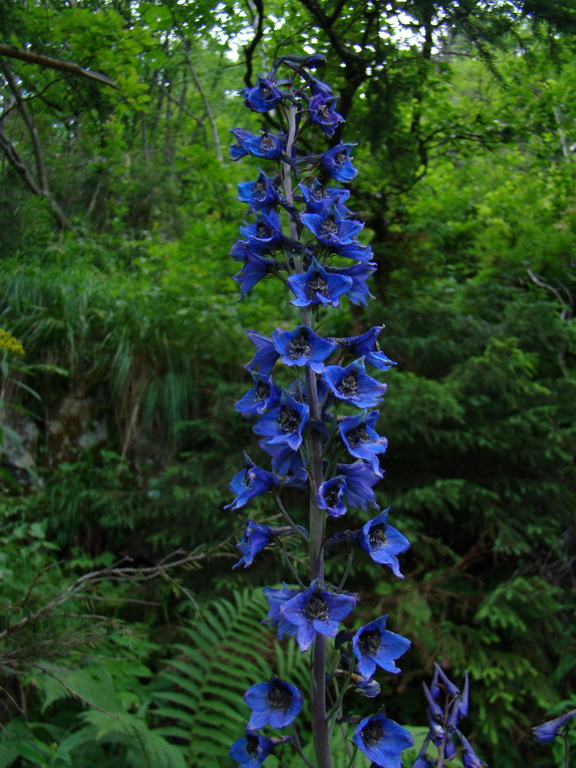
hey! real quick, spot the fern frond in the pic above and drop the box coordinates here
[152,587,311,766]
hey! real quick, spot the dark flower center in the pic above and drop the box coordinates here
[261,133,276,150]
[319,216,338,236]
[362,719,384,747]
[346,424,368,447]
[306,272,329,298]
[267,680,292,712]
[289,328,311,359]
[313,186,329,201]
[278,405,301,433]
[317,102,331,119]
[369,523,387,548]
[324,485,340,506]
[335,151,346,165]
[304,593,329,621]
[358,627,381,657]
[261,86,273,98]
[253,180,266,198]
[338,370,359,397]
[246,734,259,755]
[255,381,270,401]
[257,222,272,238]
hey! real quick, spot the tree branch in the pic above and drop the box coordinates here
[0,45,117,88]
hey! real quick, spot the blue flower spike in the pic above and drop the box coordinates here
[352,713,414,768]
[243,676,303,729]
[227,53,415,766]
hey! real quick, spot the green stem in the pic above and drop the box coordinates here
[279,541,306,589]
[283,88,332,768]
[275,495,309,542]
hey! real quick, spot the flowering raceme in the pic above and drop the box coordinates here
[224,53,413,768]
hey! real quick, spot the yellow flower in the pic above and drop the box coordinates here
[0,328,25,356]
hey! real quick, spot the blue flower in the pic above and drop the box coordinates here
[224,457,280,511]
[412,756,435,768]
[322,359,387,409]
[260,439,308,477]
[299,182,351,215]
[234,252,282,297]
[244,331,280,375]
[233,520,277,569]
[352,713,414,768]
[458,732,487,768]
[433,662,460,697]
[532,709,576,744]
[229,129,285,160]
[301,205,364,249]
[308,94,345,136]
[327,262,376,305]
[338,461,381,509]
[262,583,300,639]
[235,373,282,419]
[358,508,410,578]
[338,410,388,472]
[229,730,275,767]
[458,672,470,719]
[353,675,381,698]
[272,325,337,373]
[280,580,357,652]
[331,327,395,371]
[253,391,309,452]
[243,676,303,729]
[241,76,284,112]
[287,257,353,308]
[238,170,280,212]
[320,142,358,182]
[240,210,283,254]
[308,75,333,97]
[352,615,411,678]
[423,681,443,722]
[317,476,347,517]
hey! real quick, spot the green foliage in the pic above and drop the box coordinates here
[0,662,187,768]
[150,587,310,766]
[1,3,576,767]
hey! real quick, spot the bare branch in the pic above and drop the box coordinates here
[0,45,117,88]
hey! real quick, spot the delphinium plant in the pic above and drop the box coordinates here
[412,665,485,768]
[224,54,413,768]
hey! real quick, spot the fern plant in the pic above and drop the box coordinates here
[150,588,310,765]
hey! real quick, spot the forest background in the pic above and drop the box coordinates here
[1,1,575,767]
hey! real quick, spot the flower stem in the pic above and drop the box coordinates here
[283,89,333,768]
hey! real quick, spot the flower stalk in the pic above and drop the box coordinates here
[226,53,413,768]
